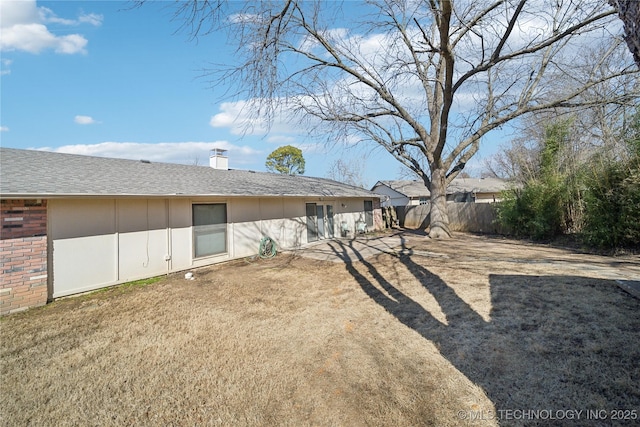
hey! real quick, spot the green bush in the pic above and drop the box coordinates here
[581,110,640,250]
[496,175,572,240]
[582,160,640,249]
[495,113,639,249]
[495,120,581,241]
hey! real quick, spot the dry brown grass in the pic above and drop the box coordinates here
[1,232,639,426]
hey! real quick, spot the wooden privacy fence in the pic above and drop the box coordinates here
[397,202,507,234]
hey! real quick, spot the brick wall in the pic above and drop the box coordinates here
[1,199,48,315]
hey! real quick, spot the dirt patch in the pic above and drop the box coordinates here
[1,232,639,426]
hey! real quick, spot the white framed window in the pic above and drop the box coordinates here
[193,204,227,258]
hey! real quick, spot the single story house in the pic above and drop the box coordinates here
[1,148,382,314]
[371,177,510,207]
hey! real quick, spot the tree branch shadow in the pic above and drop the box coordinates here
[327,238,640,425]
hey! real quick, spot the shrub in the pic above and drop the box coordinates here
[496,176,572,240]
[582,158,640,249]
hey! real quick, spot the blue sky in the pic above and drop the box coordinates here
[1,0,506,186]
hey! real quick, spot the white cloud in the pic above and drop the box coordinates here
[78,13,103,27]
[74,115,98,125]
[0,23,87,54]
[39,142,262,167]
[0,126,9,132]
[39,7,102,27]
[210,99,303,136]
[0,0,101,54]
[209,101,256,133]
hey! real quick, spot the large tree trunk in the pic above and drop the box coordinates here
[428,168,451,239]
[610,0,640,68]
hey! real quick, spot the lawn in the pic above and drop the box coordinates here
[1,232,639,426]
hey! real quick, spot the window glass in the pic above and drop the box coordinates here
[193,204,227,257]
[364,200,374,227]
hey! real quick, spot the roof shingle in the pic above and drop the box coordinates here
[1,148,378,199]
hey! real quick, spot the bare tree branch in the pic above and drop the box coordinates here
[157,0,640,238]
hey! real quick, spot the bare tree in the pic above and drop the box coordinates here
[158,0,638,238]
[326,158,367,189]
[485,61,639,182]
[483,135,540,182]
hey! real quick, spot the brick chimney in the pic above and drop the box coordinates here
[209,148,228,170]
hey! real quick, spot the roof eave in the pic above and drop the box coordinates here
[1,192,380,199]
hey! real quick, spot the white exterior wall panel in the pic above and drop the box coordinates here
[168,199,191,271]
[281,199,306,248]
[48,196,379,298]
[117,199,169,281]
[371,185,410,207]
[52,235,118,297]
[118,230,169,281]
[259,198,286,246]
[229,198,261,258]
[232,222,262,258]
[49,199,118,297]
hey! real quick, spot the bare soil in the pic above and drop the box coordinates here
[1,231,639,426]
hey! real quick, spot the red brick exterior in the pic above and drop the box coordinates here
[1,199,48,315]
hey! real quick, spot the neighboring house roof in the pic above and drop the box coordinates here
[447,177,511,194]
[0,148,378,199]
[372,178,510,198]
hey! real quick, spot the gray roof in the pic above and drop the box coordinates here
[373,178,509,198]
[0,148,378,199]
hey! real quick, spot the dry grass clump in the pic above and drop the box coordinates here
[2,232,639,426]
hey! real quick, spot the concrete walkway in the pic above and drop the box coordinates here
[294,232,408,263]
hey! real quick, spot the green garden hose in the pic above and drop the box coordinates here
[259,236,277,258]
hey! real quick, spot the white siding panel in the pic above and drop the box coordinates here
[52,235,117,297]
[371,185,410,207]
[233,221,262,258]
[118,199,167,232]
[168,199,192,270]
[230,199,260,223]
[49,199,116,239]
[48,196,377,299]
[117,199,169,280]
[258,198,285,246]
[119,230,168,280]
[170,227,192,270]
[283,199,305,218]
[49,199,118,297]
[259,198,284,221]
[280,217,306,248]
[261,219,285,247]
[281,199,306,248]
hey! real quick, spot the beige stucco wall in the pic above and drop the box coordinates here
[49,199,118,297]
[48,196,379,298]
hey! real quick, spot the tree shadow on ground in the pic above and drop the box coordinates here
[327,238,640,426]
